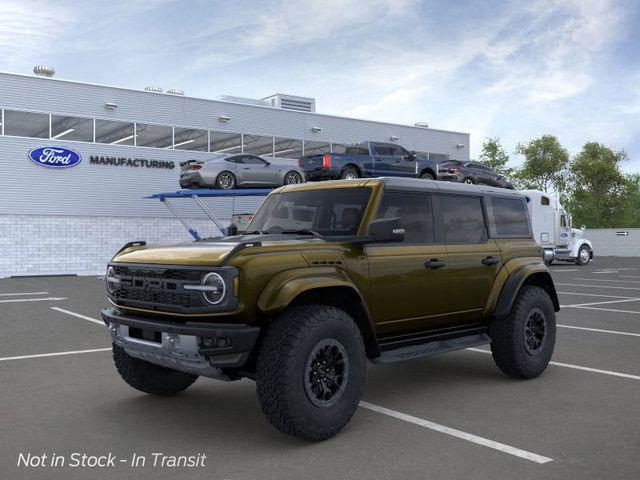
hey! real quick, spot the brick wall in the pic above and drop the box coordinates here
[0,215,226,278]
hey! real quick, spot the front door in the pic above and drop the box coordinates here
[437,194,502,324]
[366,190,451,337]
[238,155,276,185]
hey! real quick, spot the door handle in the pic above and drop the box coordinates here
[482,256,500,266]
[425,259,445,269]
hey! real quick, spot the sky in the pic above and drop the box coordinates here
[1,0,639,171]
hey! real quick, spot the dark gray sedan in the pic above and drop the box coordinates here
[179,154,305,189]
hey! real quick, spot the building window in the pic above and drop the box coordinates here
[3,110,49,138]
[95,119,135,145]
[243,134,274,156]
[210,131,242,154]
[274,137,303,158]
[135,123,172,149]
[51,115,93,142]
[303,140,331,156]
[173,127,208,151]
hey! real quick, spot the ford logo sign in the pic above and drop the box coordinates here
[28,146,82,168]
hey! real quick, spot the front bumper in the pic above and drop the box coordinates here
[102,307,260,379]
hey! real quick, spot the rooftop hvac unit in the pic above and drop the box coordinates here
[262,94,316,112]
[144,85,163,93]
[167,88,185,96]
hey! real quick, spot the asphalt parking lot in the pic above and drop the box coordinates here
[1,257,639,480]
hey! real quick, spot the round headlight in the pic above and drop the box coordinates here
[106,266,117,294]
[201,272,225,305]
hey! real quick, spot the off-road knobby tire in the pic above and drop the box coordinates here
[489,286,556,379]
[256,304,366,441]
[113,344,198,395]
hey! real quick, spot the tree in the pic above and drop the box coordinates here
[566,142,637,228]
[478,137,513,177]
[514,135,569,192]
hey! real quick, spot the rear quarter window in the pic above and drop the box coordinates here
[491,197,531,237]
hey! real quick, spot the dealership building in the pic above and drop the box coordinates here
[0,69,470,278]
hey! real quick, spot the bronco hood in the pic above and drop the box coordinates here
[113,242,238,266]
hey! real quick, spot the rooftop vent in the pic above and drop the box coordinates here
[414,122,429,128]
[33,65,55,77]
[262,94,316,112]
[144,85,163,93]
[167,88,185,96]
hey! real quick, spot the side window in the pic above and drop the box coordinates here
[243,155,267,165]
[388,145,406,158]
[375,191,434,243]
[491,197,530,236]
[440,195,487,244]
[225,156,243,164]
[541,196,550,206]
[373,144,391,156]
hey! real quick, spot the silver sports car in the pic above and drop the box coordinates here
[179,154,305,189]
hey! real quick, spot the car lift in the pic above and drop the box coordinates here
[146,188,272,241]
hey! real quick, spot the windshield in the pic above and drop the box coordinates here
[247,187,372,236]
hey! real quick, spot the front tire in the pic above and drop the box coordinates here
[489,286,556,379]
[256,304,366,441]
[216,171,236,190]
[419,171,435,180]
[112,345,198,395]
[576,245,591,265]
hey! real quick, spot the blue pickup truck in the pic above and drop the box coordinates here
[298,141,439,181]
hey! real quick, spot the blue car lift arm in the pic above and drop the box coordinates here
[146,188,273,241]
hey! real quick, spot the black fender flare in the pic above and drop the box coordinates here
[495,265,560,318]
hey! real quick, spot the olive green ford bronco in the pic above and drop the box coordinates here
[102,178,559,440]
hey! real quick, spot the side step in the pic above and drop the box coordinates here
[371,333,491,365]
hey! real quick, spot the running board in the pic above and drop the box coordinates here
[371,333,491,364]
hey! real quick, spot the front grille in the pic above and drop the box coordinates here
[111,265,211,311]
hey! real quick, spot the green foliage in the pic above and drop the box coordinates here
[514,135,569,192]
[478,137,514,177]
[565,143,639,228]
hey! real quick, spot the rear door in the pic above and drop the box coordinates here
[367,190,451,337]
[437,194,502,324]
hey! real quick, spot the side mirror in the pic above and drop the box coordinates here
[367,217,405,243]
[404,151,416,161]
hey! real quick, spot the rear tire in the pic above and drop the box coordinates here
[112,345,198,395]
[489,286,556,379]
[463,177,475,184]
[576,245,591,265]
[216,171,236,190]
[341,167,360,180]
[284,170,303,185]
[256,304,366,441]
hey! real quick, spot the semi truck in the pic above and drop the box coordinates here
[522,190,593,265]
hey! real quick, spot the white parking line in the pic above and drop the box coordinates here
[0,292,49,296]
[359,401,553,464]
[467,348,640,380]
[562,298,640,308]
[620,275,640,279]
[573,278,640,284]
[51,307,104,326]
[0,348,111,362]
[557,291,637,299]
[0,297,67,304]
[556,283,640,291]
[557,324,640,337]
[570,306,640,315]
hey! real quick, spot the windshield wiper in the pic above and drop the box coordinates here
[281,229,322,237]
